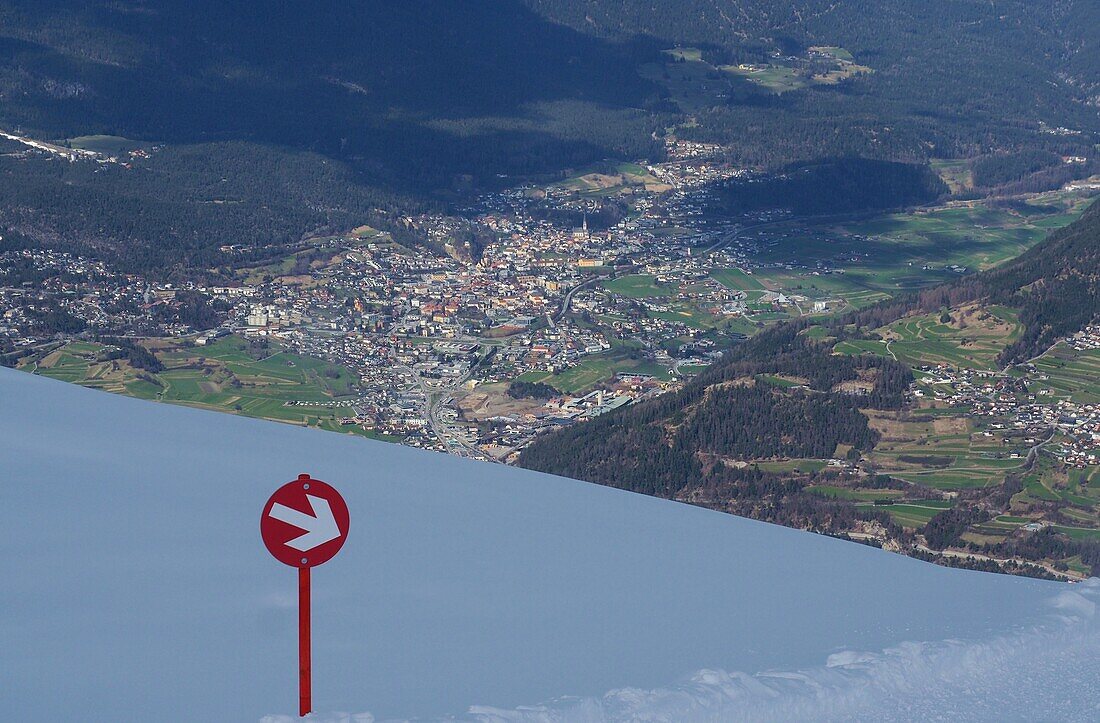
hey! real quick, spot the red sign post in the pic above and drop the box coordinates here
[261,474,350,717]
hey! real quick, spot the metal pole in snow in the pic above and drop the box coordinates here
[299,565,311,717]
[262,475,348,717]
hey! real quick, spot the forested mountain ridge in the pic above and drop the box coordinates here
[518,319,913,493]
[0,0,1096,275]
[0,1,667,273]
[0,0,661,179]
[526,0,1100,172]
[4,0,1097,182]
[525,0,1099,122]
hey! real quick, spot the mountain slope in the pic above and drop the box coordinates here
[0,1,664,272]
[520,199,1100,572]
[4,367,1098,721]
[845,199,1100,365]
[0,0,1096,275]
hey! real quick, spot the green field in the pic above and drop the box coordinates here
[1029,346,1100,403]
[833,339,890,356]
[835,306,1021,371]
[876,502,948,528]
[710,267,765,291]
[1053,526,1100,541]
[866,413,1030,490]
[881,307,1020,370]
[731,194,1091,312]
[807,484,903,501]
[835,198,1091,273]
[757,374,805,389]
[603,274,675,298]
[29,337,395,439]
[722,64,808,93]
[516,349,671,394]
[757,459,829,474]
[720,46,868,94]
[66,134,147,155]
[555,162,668,197]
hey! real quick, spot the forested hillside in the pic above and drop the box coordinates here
[527,0,1100,169]
[0,0,683,192]
[520,200,1100,569]
[520,322,913,501]
[714,159,947,216]
[0,0,1096,275]
[0,141,426,274]
[0,0,665,273]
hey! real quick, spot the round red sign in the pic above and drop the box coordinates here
[261,474,350,568]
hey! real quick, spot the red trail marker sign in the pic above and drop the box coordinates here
[261,474,350,717]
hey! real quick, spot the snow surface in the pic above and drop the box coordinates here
[2,368,1099,722]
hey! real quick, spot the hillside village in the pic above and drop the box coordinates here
[2,140,821,457]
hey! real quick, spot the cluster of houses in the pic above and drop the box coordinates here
[913,347,1100,470]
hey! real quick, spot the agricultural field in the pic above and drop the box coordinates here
[26,337,389,439]
[721,64,808,93]
[757,459,829,474]
[1028,345,1100,403]
[832,304,1020,371]
[720,47,870,93]
[516,349,670,394]
[709,267,765,291]
[602,274,675,298]
[729,193,1092,314]
[831,193,1092,273]
[808,46,854,62]
[555,162,669,197]
[879,305,1020,370]
[865,412,1029,489]
[868,501,953,529]
[65,134,148,155]
[1009,456,1100,512]
[807,485,904,501]
[637,195,1087,349]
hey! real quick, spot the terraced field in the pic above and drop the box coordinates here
[832,306,1020,371]
[893,307,1017,369]
[871,501,953,528]
[1029,345,1100,403]
[1009,456,1100,511]
[866,412,1029,489]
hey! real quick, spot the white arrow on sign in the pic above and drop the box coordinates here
[268,495,341,552]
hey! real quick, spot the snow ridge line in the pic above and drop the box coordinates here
[263,580,1100,723]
